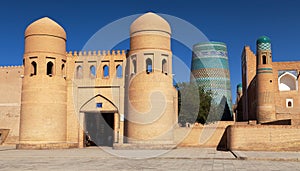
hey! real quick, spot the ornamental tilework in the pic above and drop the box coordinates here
[191,42,233,119]
[257,42,271,51]
[191,58,230,70]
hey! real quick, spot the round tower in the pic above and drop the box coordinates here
[125,12,176,145]
[18,17,70,149]
[191,42,233,121]
[256,36,275,123]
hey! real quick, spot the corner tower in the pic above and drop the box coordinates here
[125,12,177,146]
[256,36,275,123]
[18,17,73,149]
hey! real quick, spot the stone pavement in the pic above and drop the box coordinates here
[232,150,300,161]
[0,146,300,170]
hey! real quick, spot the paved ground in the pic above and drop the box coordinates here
[0,146,300,170]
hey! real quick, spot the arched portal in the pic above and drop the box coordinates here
[278,72,297,91]
[79,94,121,147]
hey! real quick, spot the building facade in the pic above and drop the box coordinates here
[1,12,178,149]
[239,36,300,125]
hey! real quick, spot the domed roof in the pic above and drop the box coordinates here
[237,83,242,89]
[130,12,171,35]
[25,17,66,40]
[256,36,271,44]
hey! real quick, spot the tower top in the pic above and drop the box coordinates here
[256,36,271,44]
[130,12,171,36]
[237,83,242,89]
[256,36,271,51]
[25,17,66,40]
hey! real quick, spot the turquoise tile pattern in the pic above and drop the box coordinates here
[191,42,232,119]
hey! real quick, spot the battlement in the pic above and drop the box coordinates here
[67,50,127,57]
[0,65,23,69]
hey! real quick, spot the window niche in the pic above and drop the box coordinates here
[30,61,37,76]
[76,65,83,79]
[90,65,96,78]
[146,58,153,74]
[61,60,66,78]
[286,99,293,108]
[103,65,109,78]
[162,59,167,75]
[131,55,137,75]
[47,61,54,77]
[262,55,267,64]
[116,65,122,78]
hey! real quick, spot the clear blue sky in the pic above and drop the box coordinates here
[1,0,300,102]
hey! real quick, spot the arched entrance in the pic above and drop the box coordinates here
[85,111,115,146]
[79,94,121,147]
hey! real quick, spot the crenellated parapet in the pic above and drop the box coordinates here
[0,65,24,80]
[67,50,126,58]
[0,65,23,69]
[0,65,24,75]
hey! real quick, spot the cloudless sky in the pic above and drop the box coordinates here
[1,0,300,102]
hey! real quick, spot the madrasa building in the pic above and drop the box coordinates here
[236,36,300,125]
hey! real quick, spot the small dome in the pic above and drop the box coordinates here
[25,17,66,40]
[256,36,271,44]
[237,83,242,89]
[130,12,171,35]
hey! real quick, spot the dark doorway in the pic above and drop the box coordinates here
[84,112,114,147]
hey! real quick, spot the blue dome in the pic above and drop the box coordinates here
[256,36,271,44]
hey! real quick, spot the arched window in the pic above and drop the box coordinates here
[279,73,297,91]
[262,55,267,64]
[90,65,96,78]
[286,99,293,108]
[162,59,167,74]
[132,59,137,74]
[76,65,83,79]
[116,65,122,78]
[31,61,37,76]
[47,62,53,76]
[146,58,152,73]
[103,65,109,78]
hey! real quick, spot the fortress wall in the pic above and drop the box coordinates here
[175,121,233,147]
[227,125,300,151]
[0,66,23,144]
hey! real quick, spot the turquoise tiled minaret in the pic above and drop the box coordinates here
[191,42,232,120]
